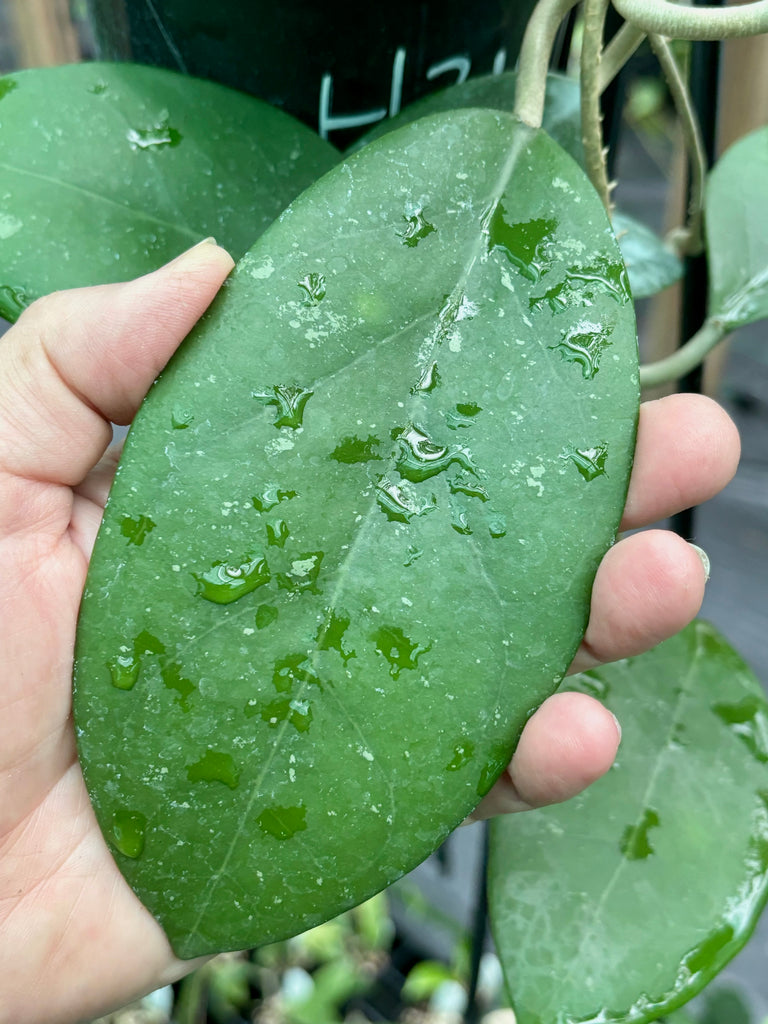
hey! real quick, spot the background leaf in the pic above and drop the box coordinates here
[489,621,768,1024]
[355,70,681,299]
[707,126,768,329]
[0,62,338,321]
[74,109,638,959]
[352,70,583,164]
[613,210,682,299]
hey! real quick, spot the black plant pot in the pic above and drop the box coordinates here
[87,0,538,147]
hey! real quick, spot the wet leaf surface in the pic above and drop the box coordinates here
[0,62,338,320]
[74,109,638,958]
[707,126,768,329]
[356,70,680,299]
[489,621,768,1024]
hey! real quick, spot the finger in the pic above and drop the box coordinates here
[0,240,234,495]
[570,528,707,674]
[621,394,740,530]
[73,443,123,507]
[68,444,124,559]
[469,691,620,819]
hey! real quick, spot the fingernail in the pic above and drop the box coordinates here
[689,543,711,582]
[167,237,220,266]
[611,712,622,744]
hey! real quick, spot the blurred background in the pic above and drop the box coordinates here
[1,3,767,1023]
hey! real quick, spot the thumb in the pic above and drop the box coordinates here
[0,240,235,492]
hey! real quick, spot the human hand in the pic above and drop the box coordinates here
[0,242,739,1022]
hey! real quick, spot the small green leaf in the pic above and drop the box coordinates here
[707,126,768,329]
[489,621,768,1024]
[74,109,638,958]
[0,63,338,321]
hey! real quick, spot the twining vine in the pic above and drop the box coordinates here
[512,0,768,387]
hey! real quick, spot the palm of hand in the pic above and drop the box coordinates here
[0,443,193,1024]
[0,244,738,1023]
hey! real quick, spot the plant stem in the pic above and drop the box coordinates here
[514,0,581,128]
[598,22,646,92]
[612,0,768,39]
[581,0,613,212]
[648,34,707,255]
[639,318,727,388]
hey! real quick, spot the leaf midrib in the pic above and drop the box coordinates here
[541,632,703,1013]
[184,122,535,944]
[0,160,200,241]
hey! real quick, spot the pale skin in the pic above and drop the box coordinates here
[0,241,741,1024]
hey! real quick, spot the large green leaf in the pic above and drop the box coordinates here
[355,70,681,299]
[489,621,768,1024]
[707,126,768,329]
[0,62,338,321]
[74,109,639,959]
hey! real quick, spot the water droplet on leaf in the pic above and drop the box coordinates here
[126,113,182,151]
[394,424,476,483]
[257,804,307,841]
[107,650,140,690]
[446,740,475,771]
[316,610,356,663]
[297,272,326,305]
[376,478,437,524]
[712,696,768,763]
[411,361,441,395]
[487,203,557,282]
[550,320,613,380]
[266,519,290,548]
[330,435,382,464]
[255,604,279,630]
[252,484,297,513]
[620,807,660,860]
[560,443,609,481]
[112,808,147,859]
[487,512,507,539]
[450,505,472,535]
[0,285,28,320]
[248,696,313,733]
[120,514,156,546]
[253,384,314,429]
[404,545,423,567]
[193,554,270,604]
[161,661,195,711]
[276,552,324,594]
[449,475,489,503]
[133,630,165,657]
[272,653,323,694]
[371,624,429,679]
[186,750,240,790]
[400,209,436,247]
[171,407,194,429]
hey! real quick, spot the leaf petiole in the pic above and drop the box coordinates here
[648,34,707,256]
[514,0,581,128]
[639,318,728,388]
